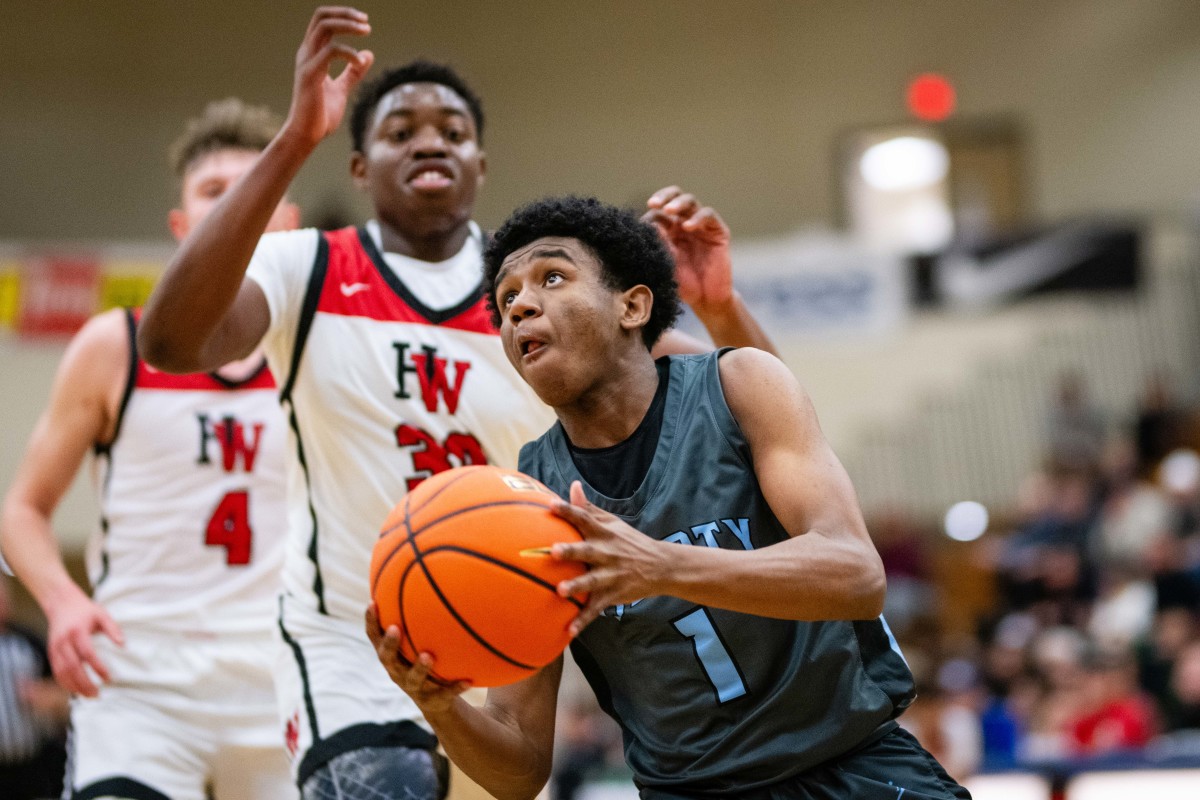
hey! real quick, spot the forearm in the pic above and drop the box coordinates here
[423,697,551,800]
[1,503,86,614]
[659,532,885,620]
[139,132,313,371]
[692,290,777,355]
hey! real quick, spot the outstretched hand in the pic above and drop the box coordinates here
[365,603,470,715]
[550,482,670,637]
[287,6,376,147]
[46,594,124,698]
[643,186,734,316]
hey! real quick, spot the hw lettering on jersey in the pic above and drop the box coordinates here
[602,517,753,620]
[195,413,266,472]
[393,341,473,415]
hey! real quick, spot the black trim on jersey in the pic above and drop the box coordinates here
[298,721,439,787]
[278,596,321,746]
[90,309,139,589]
[209,357,270,389]
[356,226,484,324]
[281,233,330,405]
[288,406,327,614]
[73,777,171,800]
[92,518,111,588]
[280,235,331,613]
[93,308,140,458]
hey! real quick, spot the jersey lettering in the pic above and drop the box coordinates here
[196,413,266,472]
[205,490,253,565]
[393,341,473,414]
[395,423,488,491]
[663,517,754,550]
[672,607,748,703]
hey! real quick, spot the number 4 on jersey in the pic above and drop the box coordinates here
[205,490,252,565]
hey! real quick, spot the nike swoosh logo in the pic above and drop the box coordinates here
[340,282,370,297]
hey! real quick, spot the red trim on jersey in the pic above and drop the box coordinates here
[316,227,497,335]
[128,307,276,391]
[134,361,277,391]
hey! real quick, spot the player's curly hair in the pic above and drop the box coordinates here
[482,196,681,349]
[168,98,281,179]
[349,60,485,153]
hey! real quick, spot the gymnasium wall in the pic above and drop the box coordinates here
[1,0,1199,244]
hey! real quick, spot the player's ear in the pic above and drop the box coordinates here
[477,151,487,188]
[350,151,368,191]
[167,208,188,243]
[619,285,654,334]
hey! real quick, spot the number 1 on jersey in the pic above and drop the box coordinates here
[672,607,748,703]
[205,490,252,565]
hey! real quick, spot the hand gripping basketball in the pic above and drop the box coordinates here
[369,466,588,688]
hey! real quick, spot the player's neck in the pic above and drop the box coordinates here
[558,354,660,449]
[375,216,471,263]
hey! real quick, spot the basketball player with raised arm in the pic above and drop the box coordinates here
[0,99,299,800]
[136,7,774,799]
[369,196,972,800]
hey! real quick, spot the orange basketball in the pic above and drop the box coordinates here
[369,465,587,687]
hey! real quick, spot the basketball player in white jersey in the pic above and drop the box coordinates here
[0,99,301,800]
[136,8,774,799]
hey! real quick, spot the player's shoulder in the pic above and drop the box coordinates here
[715,347,812,426]
[715,346,794,391]
[66,308,131,369]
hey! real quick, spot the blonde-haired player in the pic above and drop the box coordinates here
[1,99,300,800]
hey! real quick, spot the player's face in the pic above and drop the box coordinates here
[170,149,299,241]
[352,83,486,236]
[495,236,645,408]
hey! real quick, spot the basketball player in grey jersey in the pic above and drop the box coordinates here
[369,197,970,799]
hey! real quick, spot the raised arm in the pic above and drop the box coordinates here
[552,347,885,633]
[138,6,375,372]
[644,186,777,356]
[1,310,128,696]
[366,606,560,800]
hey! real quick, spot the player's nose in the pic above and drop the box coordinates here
[508,287,541,323]
[411,125,449,157]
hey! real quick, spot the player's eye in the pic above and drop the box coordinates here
[545,272,564,287]
[501,290,517,308]
[389,128,411,142]
[445,128,464,143]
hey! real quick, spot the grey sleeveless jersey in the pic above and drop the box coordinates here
[518,350,914,795]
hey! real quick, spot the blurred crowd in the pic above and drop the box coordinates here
[882,368,1200,781]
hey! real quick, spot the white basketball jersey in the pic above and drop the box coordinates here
[89,311,288,634]
[248,225,555,622]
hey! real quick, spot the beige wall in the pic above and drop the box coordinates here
[2,0,1199,243]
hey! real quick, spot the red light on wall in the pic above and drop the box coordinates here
[907,73,956,122]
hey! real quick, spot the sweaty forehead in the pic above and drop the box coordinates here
[371,83,472,126]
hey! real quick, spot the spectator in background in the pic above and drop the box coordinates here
[1135,370,1184,477]
[0,577,68,800]
[1065,647,1157,756]
[1045,371,1105,471]
[872,510,937,636]
[1162,640,1200,732]
[1092,434,1172,572]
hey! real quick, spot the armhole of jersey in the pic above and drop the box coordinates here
[95,308,139,455]
[280,233,330,406]
[708,347,752,469]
